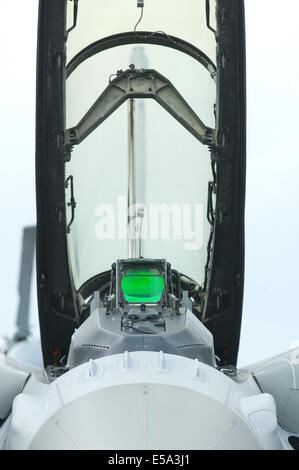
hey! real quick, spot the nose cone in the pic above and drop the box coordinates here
[29,383,261,450]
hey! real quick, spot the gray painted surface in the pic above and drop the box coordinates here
[68,305,215,368]
[29,383,261,450]
[0,363,29,419]
[250,349,299,433]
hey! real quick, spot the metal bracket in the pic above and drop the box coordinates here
[65,0,79,39]
[65,175,76,233]
[206,0,216,34]
[65,66,215,149]
[207,180,216,225]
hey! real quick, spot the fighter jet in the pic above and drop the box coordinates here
[0,0,299,450]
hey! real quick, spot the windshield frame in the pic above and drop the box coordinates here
[35,0,246,368]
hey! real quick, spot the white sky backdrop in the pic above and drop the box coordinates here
[0,0,298,367]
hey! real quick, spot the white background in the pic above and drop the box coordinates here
[0,0,298,366]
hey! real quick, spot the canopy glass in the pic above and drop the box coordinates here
[65,0,217,290]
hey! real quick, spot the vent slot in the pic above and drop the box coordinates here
[81,344,110,349]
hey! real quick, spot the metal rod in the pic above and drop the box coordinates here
[133,46,148,259]
[127,98,137,258]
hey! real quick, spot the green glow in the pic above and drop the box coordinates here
[121,268,164,303]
